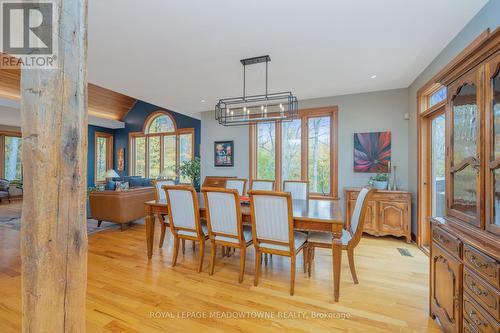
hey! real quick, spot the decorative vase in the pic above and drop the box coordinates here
[373,180,388,190]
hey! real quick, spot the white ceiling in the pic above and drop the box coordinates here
[88,0,487,118]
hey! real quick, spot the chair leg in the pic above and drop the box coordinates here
[264,253,268,266]
[303,246,308,273]
[347,247,358,284]
[159,223,167,248]
[209,241,216,275]
[308,247,313,278]
[290,255,296,296]
[192,241,196,252]
[172,237,180,267]
[97,220,102,228]
[182,239,186,254]
[197,240,205,273]
[120,224,124,232]
[239,247,246,283]
[254,249,261,286]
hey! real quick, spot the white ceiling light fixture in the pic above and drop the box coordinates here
[370,75,377,79]
[215,55,298,126]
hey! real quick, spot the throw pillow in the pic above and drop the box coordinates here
[105,181,116,191]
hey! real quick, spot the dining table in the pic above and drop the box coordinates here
[144,194,345,301]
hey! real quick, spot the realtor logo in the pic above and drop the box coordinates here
[0,0,58,69]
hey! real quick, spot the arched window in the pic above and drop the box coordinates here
[130,111,194,181]
[146,114,175,134]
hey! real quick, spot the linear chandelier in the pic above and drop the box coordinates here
[215,55,298,126]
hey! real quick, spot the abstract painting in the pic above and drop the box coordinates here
[354,131,391,173]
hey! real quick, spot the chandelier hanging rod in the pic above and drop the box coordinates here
[241,55,270,100]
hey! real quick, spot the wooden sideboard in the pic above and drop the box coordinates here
[344,188,412,243]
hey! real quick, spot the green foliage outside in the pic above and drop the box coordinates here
[256,118,331,194]
[4,136,22,181]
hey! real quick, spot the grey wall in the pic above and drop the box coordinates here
[201,88,409,206]
[201,112,249,181]
[407,0,500,233]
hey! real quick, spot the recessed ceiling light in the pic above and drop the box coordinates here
[201,99,206,103]
[370,75,377,79]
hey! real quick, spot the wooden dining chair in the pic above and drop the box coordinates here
[250,179,275,191]
[306,187,376,283]
[225,178,247,196]
[283,180,309,200]
[163,185,209,272]
[248,190,308,295]
[202,187,253,283]
[152,179,176,248]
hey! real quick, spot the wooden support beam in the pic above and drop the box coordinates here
[20,1,88,332]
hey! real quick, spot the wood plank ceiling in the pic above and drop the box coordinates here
[0,55,136,121]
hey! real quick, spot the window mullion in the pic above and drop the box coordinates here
[275,122,282,191]
[301,115,308,182]
[145,135,150,179]
[160,135,164,176]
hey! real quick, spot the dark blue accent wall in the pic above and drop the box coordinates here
[87,125,116,187]
[113,100,201,178]
[87,101,201,187]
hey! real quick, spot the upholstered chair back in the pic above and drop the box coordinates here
[251,180,274,191]
[164,187,196,230]
[250,192,292,244]
[226,179,247,196]
[205,190,239,236]
[283,181,308,200]
[152,179,175,201]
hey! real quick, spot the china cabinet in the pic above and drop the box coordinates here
[429,29,500,333]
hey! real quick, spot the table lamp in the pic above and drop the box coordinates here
[105,169,120,183]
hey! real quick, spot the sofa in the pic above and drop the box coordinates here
[105,175,152,190]
[89,186,155,230]
[0,178,10,203]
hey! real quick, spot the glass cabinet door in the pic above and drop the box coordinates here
[447,68,483,227]
[485,51,500,236]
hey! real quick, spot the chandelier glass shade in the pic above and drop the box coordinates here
[215,55,298,126]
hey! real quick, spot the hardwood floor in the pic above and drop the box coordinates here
[0,202,440,332]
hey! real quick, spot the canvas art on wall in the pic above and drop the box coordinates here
[117,148,125,171]
[214,141,234,167]
[354,131,391,173]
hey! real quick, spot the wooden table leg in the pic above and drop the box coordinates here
[145,206,155,259]
[332,225,343,302]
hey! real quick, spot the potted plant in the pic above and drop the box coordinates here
[368,173,389,190]
[178,157,201,190]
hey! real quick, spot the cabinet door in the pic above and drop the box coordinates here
[379,201,407,234]
[447,67,484,228]
[485,50,500,236]
[430,242,462,333]
[349,199,377,233]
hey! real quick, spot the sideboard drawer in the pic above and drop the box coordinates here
[464,245,500,289]
[432,226,461,258]
[463,293,500,333]
[464,318,480,333]
[464,268,500,321]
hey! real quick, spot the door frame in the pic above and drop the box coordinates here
[417,99,446,254]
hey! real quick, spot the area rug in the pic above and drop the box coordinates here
[0,216,144,235]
